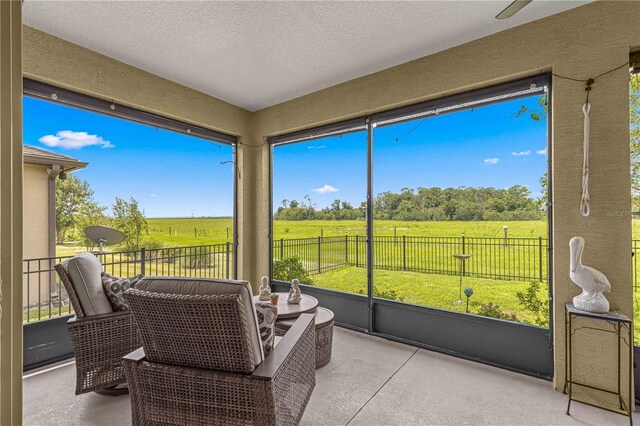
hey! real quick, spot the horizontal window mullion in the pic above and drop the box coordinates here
[23,78,237,145]
[268,117,367,146]
[371,74,549,127]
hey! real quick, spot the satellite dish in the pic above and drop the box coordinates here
[85,225,125,253]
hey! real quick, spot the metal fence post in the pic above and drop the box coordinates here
[318,236,322,274]
[345,234,349,266]
[226,241,231,279]
[538,236,543,282]
[461,234,466,276]
[355,235,359,267]
[403,235,407,271]
[140,247,146,276]
[280,238,284,259]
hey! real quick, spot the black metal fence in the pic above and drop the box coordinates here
[23,243,233,323]
[273,235,550,283]
[24,237,640,324]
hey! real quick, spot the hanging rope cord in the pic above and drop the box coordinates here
[552,53,638,217]
[581,102,591,217]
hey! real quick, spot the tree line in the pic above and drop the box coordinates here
[56,174,154,251]
[274,185,544,221]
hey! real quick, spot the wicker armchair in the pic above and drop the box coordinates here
[54,256,140,395]
[122,277,316,426]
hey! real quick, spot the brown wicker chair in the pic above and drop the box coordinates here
[122,277,316,426]
[54,258,141,395]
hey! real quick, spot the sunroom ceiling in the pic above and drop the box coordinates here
[23,1,589,112]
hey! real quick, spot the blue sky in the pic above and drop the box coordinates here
[273,95,548,211]
[23,97,234,218]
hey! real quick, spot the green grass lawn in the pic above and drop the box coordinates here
[312,266,640,342]
[310,266,547,326]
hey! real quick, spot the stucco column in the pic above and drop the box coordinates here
[0,1,23,423]
[238,134,268,293]
[551,50,633,398]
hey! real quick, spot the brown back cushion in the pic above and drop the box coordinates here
[126,277,263,373]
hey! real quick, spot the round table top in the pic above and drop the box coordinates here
[253,292,318,319]
[277,306,334,330]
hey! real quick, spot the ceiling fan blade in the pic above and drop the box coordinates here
[496,0,533,19]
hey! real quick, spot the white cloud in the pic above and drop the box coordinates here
[512,150,531,157]
[307,145,326,150]
[39,130,114,149]
[312,184,339,194]
[483,158,500,165]
[536,148,547,156]
[148,193,158,198]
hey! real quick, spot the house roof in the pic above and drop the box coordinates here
[23,145,88,172]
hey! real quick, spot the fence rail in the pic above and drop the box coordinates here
[23,243,233,323]
[274,235,551,283]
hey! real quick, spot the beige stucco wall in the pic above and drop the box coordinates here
[22,163,50,308]
[23,163,48,260]
[248,0,640,404]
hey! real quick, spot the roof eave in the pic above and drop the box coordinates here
[23,155,89,172]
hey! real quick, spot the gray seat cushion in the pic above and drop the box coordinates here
[66,252,113,316]
[135,277,264,368]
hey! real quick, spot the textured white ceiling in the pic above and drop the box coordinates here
[23,1,589,111]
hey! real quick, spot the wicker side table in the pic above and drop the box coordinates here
[276,307,334,369]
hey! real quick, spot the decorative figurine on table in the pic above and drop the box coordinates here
[287,278,302,304]
[259,276,272,301]
[569,236,611,313]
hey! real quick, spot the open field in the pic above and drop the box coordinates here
[56,217,640,255]
[274,219,548,239]
[57,218,548,256]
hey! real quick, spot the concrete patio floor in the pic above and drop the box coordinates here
[24,327,637,425]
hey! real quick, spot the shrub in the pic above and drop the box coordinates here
[358,288,405,302]
[141,239,164,258]
[476,302,518,322]
[272,257,313,284]
[183,252,215,269]
[516,281,549,327]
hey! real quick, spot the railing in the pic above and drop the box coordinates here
[23,237,640,324]
[273,235,550,283]
[23,243,233,323]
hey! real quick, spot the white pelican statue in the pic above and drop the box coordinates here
[569,236,610,313]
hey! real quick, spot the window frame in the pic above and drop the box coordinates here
[268,74,554,378]
[23,78,239,278]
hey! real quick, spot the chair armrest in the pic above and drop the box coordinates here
[123,347,146,364]
[68,310,132,324]
[252,313,315,380]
